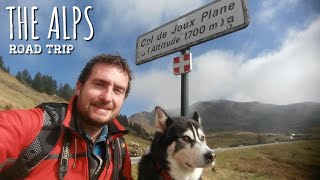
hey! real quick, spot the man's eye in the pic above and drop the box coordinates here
[95,82,104,87]
[114,88,124,95]
[182,135,190,142]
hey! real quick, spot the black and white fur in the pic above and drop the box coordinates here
[138,107,215,180]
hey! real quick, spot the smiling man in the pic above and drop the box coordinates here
[0,54,134,179]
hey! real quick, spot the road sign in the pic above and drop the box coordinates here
[173,53,192,75]
[136,0,249,65]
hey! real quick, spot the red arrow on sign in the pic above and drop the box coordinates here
[173,53,192,75]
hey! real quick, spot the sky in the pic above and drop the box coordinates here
[0,0,319,116]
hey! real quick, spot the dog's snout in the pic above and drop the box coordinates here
[204,151,216,163]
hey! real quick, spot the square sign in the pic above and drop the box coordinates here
[136,0,249,65]
[173,53,192,75]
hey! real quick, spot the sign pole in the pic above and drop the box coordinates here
[181,48,190,116]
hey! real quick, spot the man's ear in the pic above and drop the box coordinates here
[76,81,82,96]
[155,106,169,134]
[192,112,201,125]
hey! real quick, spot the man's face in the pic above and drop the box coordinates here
[76,63,129,127]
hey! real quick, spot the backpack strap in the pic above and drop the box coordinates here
[58,127,72,180]
[0,102,68,179]
[112,137,127,180]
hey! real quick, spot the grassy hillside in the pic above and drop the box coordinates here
[205,131,307,148]
[124,133,151,149]
[0,70,66,110]
[131,140,320,180]
[207,139,320,180]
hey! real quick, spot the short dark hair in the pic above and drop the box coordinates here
[78,54,134,98]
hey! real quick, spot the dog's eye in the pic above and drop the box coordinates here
[199,136,205,142]
[181,135,190,142]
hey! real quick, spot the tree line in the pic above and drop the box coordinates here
[117,114,153,141]
[0,56,10,73]
[128,121,153,140]
[0,56,75,101]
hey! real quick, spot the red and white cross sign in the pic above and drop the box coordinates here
[173,53,192,75]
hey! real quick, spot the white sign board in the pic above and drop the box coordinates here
[136,0,249,65]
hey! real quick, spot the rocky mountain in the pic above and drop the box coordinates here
[128,111,155,133]
[128,100,320,133]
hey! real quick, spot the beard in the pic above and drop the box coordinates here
[78,111,111,128]
[77,101,116,129]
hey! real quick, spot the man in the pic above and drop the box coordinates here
[0,54,134,179]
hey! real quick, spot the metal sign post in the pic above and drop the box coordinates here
[172,49,192,116]
[180,49,190,116]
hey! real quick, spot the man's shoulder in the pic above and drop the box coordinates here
[0,108,43,122]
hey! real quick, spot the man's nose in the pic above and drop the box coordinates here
[100,88,112,102]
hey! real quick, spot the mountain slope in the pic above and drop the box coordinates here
[0,69,66,110]
[190,100,320,132]
[129,100,320,133]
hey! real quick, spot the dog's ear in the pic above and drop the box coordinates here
[155,106,169,134]
[192,112,201,124]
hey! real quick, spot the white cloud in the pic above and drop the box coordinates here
[130,69,180,110]
[130,16,320,109]
[190,50,242,102]
[234,16,320,104]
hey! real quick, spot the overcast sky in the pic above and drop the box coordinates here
[1,0,319,116]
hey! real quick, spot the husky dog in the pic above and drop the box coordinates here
[138,107,215,180]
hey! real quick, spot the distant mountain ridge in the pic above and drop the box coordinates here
[129,100,320,133]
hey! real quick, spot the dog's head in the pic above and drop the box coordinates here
[154,106,215,169]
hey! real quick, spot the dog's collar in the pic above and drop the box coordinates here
[155,161,172,180]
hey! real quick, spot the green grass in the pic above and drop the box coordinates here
[206,140,320,180]
[206,131,299,148]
